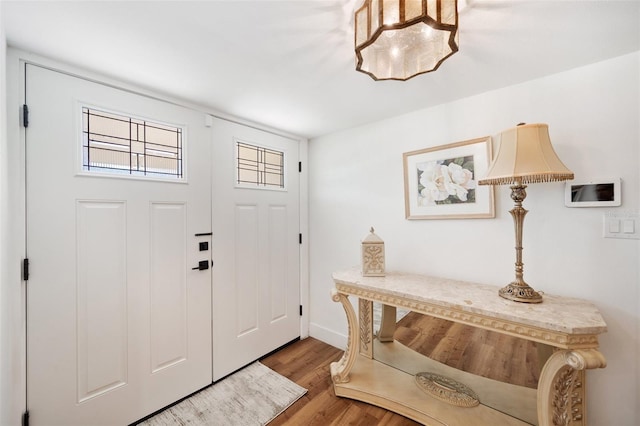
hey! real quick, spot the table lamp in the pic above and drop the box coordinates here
[478,123,574,303]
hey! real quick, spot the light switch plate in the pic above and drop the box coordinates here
[608,218,621,233]
[604,211,640,239]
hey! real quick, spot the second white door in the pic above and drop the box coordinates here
[211,118,301,380]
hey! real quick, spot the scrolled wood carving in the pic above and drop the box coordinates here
[538,349,606,426]
[552,366,578,426]
[415,372,480,408]
[329,289,359,384]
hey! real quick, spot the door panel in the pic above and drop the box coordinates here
[150,202,188,372]
[26,64,212,425]
[268,205,289,319]
[76,200,128,403]
[235,204,260,335]
[212,118,300,380]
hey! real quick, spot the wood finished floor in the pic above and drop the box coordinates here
[261,312,540,425]
[261,336,419,426]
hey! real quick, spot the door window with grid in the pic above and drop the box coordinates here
[81,107,184,180]
[235,139,285,190]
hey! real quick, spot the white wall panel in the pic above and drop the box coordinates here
[76,201,127,402]
[150,203,187,372]
[235,204,259,335]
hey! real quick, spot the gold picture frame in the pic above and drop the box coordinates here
[403,136,495,220]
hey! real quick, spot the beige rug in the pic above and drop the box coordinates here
[139,362,307,426]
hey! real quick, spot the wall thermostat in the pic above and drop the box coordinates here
[565,178,621,207]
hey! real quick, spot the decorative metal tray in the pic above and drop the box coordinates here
[415,372,480,408]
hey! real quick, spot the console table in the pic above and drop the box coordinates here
[330,268,607,426]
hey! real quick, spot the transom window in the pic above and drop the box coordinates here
[82,107,183,179]
[236,140,285,189]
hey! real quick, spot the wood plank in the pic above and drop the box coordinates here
[261,337,419,425]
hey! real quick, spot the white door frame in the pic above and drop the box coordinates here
[2,48,309,424]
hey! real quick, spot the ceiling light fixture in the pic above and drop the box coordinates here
[354,0,459,81]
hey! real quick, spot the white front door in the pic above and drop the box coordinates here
[211,117,300,380]
[26,64,212,425]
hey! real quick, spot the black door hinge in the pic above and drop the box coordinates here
[298,162,302,173]
[22,104,29,128]
[299,305,303,316]
[299,233,302,244]
[22,258,29,281]
[22,410,29,426]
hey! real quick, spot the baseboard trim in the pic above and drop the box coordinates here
[308,322,347,350]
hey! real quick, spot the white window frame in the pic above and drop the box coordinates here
[76,102,188,183]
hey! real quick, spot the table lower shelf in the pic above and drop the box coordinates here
[333,354,531,426]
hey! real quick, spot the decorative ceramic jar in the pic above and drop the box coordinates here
[361,227,385,277]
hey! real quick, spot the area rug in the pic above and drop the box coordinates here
[140,362,307,426]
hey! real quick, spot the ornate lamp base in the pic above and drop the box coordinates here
[499,281,543,303]
[497,183,544,304]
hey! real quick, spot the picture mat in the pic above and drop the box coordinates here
[403,137,494,219]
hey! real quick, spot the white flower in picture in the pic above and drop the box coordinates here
[417,156,476,206]
[418,161,449,205]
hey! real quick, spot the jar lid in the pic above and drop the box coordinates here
[362,227,384,244]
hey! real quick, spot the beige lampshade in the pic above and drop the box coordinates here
[354,0,459,81]
[478,123,574,186]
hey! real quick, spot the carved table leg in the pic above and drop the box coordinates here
[537,349,607,426]
[329,288,359,384]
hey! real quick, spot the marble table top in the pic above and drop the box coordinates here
[332,267,607,336]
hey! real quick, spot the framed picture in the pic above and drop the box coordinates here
[403,136,495,220]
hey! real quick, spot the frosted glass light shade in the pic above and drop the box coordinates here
[354,0,459,81]
[479,123,574,186]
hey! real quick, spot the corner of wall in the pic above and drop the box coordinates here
[309,322,346,350]
[1,46,27,426]
[0,4,8,423]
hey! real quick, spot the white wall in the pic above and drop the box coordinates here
[0,8,22,426]
[309,52,640,426]
[2,9,29,426]
[0,5,7,424]
[1,47,28,426]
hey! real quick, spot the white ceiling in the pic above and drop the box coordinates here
[3,0,639,139]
